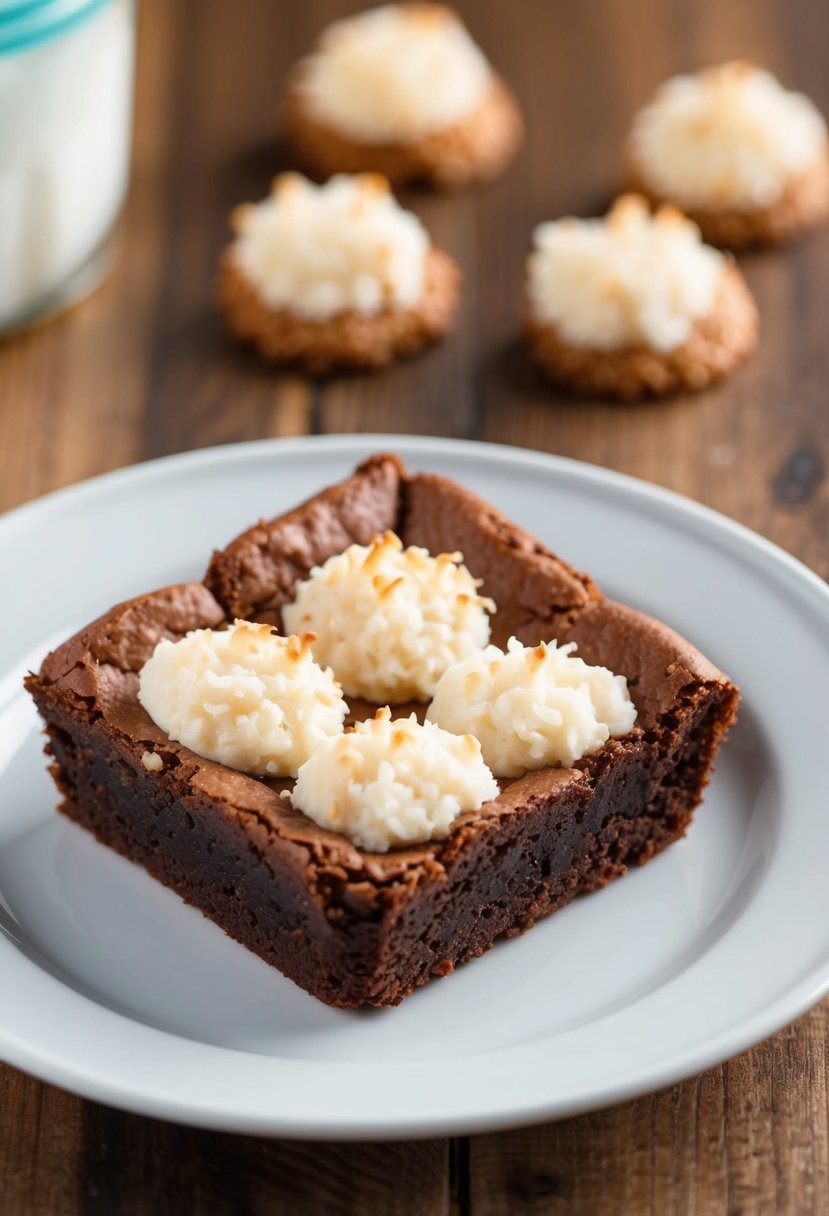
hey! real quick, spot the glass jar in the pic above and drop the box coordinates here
[0,0,136,334]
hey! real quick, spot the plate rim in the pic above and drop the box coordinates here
[4,431,828,608]
[3,432,829,1139]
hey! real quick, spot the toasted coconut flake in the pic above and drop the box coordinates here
[294,4,492,144]
[138,619,346,777]
[229,173,429,323]
[428,636,637,777]
[283,532,494,702]
[526,195,725,353]
[292,710,498,852]
[629,62,829,210]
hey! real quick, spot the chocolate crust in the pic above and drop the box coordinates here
[524,263,758,401]
[627,151,829,249]
[26,455,739,1007]
[284,71,523,190]
[205,453,406,626]
[217,244,460,374]
[204,452,602,638]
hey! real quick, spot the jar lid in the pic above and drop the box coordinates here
[0,0,111,54]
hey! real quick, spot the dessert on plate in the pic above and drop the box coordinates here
[283,3,523,189]
[26,454,739,1008]
[218,172,460,374]
[524,194,758,400]
[626,61,829,248]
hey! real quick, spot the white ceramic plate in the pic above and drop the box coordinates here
[2,434,829,1139]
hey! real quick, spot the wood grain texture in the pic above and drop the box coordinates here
[469,1006,829,1216]
[75,1110,448,1216]
[1,0,828,1213]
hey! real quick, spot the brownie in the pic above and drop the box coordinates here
[25,454,739,1008]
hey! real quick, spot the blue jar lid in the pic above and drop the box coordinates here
[0,0,112,54]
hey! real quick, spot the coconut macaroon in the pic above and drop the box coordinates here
[524,194,758,400]
[283,3,523,189]
[137,621,347,778]
[291,708,499,852]
[282,530,494,703]
[427,637,638,777]
[627,62,829,248]
[218,173,460,374]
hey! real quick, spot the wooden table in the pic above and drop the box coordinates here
[2,0,828,1211]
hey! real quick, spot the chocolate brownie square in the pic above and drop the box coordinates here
[25,454,738,1007]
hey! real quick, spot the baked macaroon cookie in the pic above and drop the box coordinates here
[627,62,829,248]
[283,3,523,189]
[218,172,460,374]
[524,194,758,401]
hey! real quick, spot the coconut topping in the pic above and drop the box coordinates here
[630,62,829,210]
[295,3,491,144]
[282,531,494,703]
[229,173,429,322]
[137,620,347,778]
[291,707,498,852]
[427,637,637,777]
[526,194,725,353]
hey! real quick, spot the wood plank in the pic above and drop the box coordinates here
[0,1072,83,1216]
[137,0,316,460]
[475,0,829,576]
[469,1004,829,1216]
[74,1106,448,1216]
[465,0,829,1212]
[0,1067,450,1216]
[0,3,448,1215]
[1,0,829,1212]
